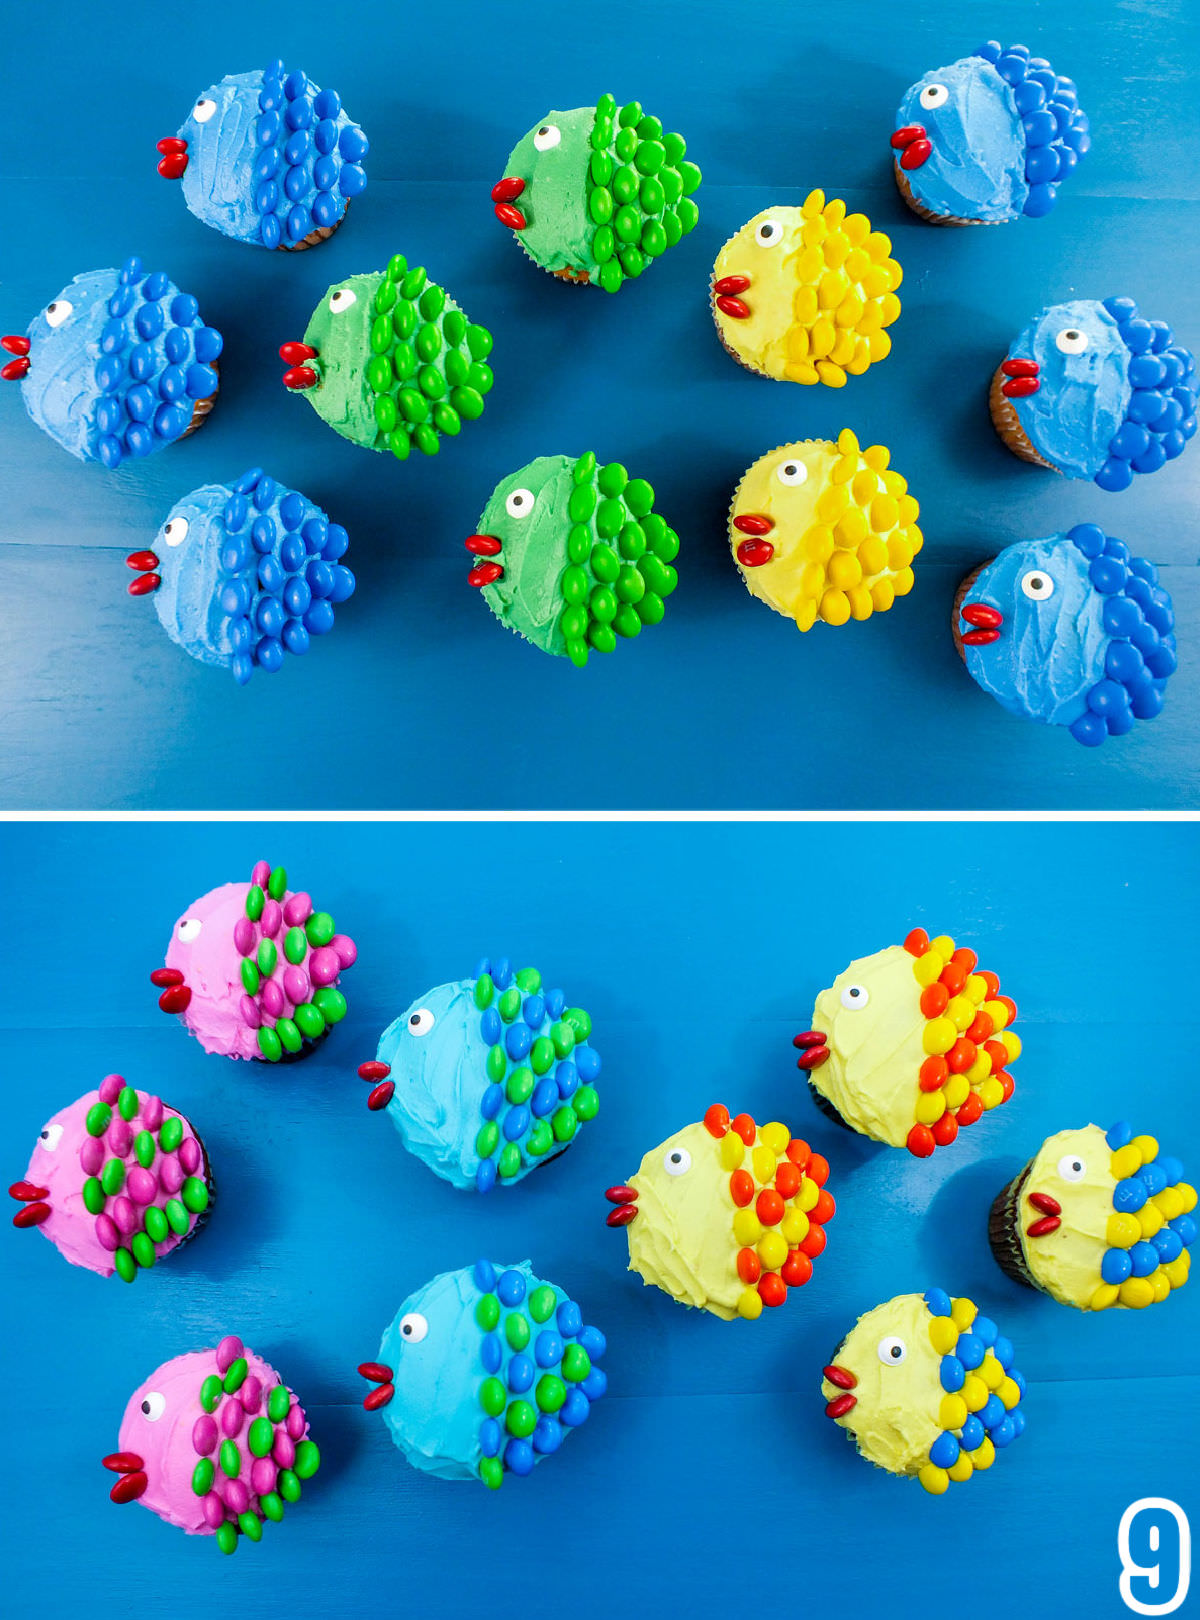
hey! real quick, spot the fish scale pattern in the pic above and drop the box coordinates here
[974,40,1088,217]
[253,61,368,248]
[585,94,700,291]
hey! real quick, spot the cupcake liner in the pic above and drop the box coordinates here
[807,1077,856,1133]
[951,563,987,662]
[278,203,349,253]
[988,366,1057,468]
[988,1163,1041,1291]
[181,360,219,440]
[893,164,996,227]
[254,1025,332,1065]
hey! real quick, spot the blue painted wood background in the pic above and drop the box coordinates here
[1,820,1196,1614]
[0,0,1197,808]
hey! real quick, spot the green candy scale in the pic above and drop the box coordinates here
[585,95,700,292]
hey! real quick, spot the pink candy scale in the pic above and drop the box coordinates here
[9,1075,211,1280]
[154,859,357,1062]
[107,1335,320,1553]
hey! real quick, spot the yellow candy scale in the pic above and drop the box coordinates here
[729,431,922,631]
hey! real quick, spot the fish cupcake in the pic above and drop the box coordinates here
[892,41,1087,225]
[492,94,700,291]
[711,191,901,386]
[955,525,1177,747]
[466,453,679,666]
[104,1333,319,1553]
[605,1104,835,1320]
[152,861,356,1062]
[1,256,221,467]
[280,254,494,458]
[157,60,367,250]
[9,1075,212,1283]
[128,470,355,684]
[990,1122,1195,1311]
[822,1291,1027,1493]
[729,432,922,631]
[358,956,599,1192]
[797,928,1019,1157]
[991,298,1197,489]
[358,1260,607,1489]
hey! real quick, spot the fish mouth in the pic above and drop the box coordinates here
[358,1060,394,1111]
[491,177,527,229]
[126,549,161,596]
[9,1180,51,1228]
[1025,1190,1062,1237]
[793,1030,829,1070]
[150,967,191,1014]
[464,534,504,588]
[280,341,321,391]
[1000,357,1040,397]
[959,600,1004,647]
[156,136,189,179]
[732,513,775,568]
[358,1361,395,1409]
[604,1185,638,1226]
[1,335,30,381]
[823,1363,858,1417]
[890,123,931,169]
[102,1452,149,1503]
[713,274,751,320]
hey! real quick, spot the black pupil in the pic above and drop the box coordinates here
[890,1346,901,1358]
[671,1153,681,1163]
[1066,332,1078,340]
[1031,578,1043,590]
[539,127,548,135]
[142,1400,151,1412]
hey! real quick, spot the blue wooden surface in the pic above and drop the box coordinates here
[1,821,1196,1615]
[1,0,1198,808]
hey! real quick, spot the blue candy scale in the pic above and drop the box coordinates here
[1093,298,1199,491]
[974,41,1089,218]
[254,60,368,248]
[931,1293,1027,1472]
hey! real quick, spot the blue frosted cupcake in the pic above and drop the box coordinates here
[892,40,1087,225]
[0,257,221,468]
[157,60,368,251]
[991,298,1198,490]
[954,524,1177,746]
[357,1260,608,1489]
[126,470,355,684]
[357,956,600,1192]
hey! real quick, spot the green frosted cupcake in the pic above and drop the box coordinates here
[279,254,494,457]
[464,453,679,666]
[490,95,701,291]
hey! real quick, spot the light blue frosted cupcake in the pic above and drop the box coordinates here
[357,957,600,1192]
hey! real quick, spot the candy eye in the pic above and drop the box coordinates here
[877,1336,907,1366]
[776,460,808,487]
[177,918,202,942]
[663,1146,692,1176]
[45,300,73,329]
[408,1008,435,1036]
[755,218,783,247]
[193,97,217,123]
[533,124,561,151]
[1055,328,1089,355]
[1057,1155,1087,1182]
[329,288,357,314]
[1020,570,1055,601]
[840,984,870,1011]
[163,518,189,548]
[140,1392,166,1421]
[505,487,535,519]
[399,1312,428,1343]
[919,83,949,110]
[39,1123,63,1151]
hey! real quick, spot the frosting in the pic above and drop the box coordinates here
[616,1104,834,1320]
[113,1334,317,1551]
[7,258,221,467]
[711,192,901,384]
[12,1076,207,1279]
[729,431,922,630]
[362,956,599,1192]
[142,471,354,684]
[496,94,700,291]
[160,861,356,1061]
[170,62,367,249]
[804,931,1019,1155]
[471,452,679,666]
[961,526,1177,745]
[365,1260,606,1488]
[822,1290,1026,1493]
[1014,1122,1195,1310]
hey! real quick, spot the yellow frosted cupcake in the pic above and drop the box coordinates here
[711,191,902,385]
[729,430,922,630]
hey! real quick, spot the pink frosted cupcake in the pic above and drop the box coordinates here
[103,1333,320,1554]
[9,1074,212,1283]
[151,859,357,1062]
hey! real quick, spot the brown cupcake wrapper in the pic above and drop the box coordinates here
[253,1025,332,1065]
[951,563,988,662]
[278,203,348,253]
[893,165,1000,227]
[988,1163,1042,1292]
[181,359,219,440]
[988,366,1057,468]
[807,1077,856,1133]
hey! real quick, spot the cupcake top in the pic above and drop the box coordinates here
[997,298,1197,488]
[10,1075,209,1281]
[128,470,354,683]
[106,1333,319,1553]
[158,61,368,249]
[492,94,700,290]
[892,41,1087,222]
[467,452,679,665]
[711,192,901,385]
[959,525,1177,746]
[1011,1122,1195,1311]
[358,956,599,1192]
[729,432,922,630]
[153,861,356,1061]
[798,928,1019,1156]
[607,1104,835,1321]
[1,257,221,467]
[358,1260,607,1488]
[822,1290,1027,1493]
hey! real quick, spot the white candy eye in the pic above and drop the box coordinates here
[45,300,73,329]
[163,517,189,548]
[1020,570,1055,601]
[505,487,535,519]
[840,984,870,1010]
[919,83,949,110]
[407,1008,435,1036]
[177,918,202,942]
[533,124,561,151]
[329,288,357,313]
[1057,1154,1087,1182]
[755,218,783,247]
[877,1336,907,1366]
[140,1392,167,1421]
[399,1312,428,1343]
[663,1146,692,1176]
[193,97,217,123]
[1055,328,1089,355]
[39,1123,64,1151]
[776,459,808,487]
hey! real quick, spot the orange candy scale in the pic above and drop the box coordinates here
[730,1169,755,1207]
[966,1012,994,1044]
[932,1110,958,1147]
[984,1039,1008,1073]
[904,928,930,957]
[977,970,1000,997]
[956,1092,984,1127]
[731,1113,757,1147]
[774,1160,801,1200]
[996,995,1018,1023]
[782,1250,813,1287]
[939,961,967,996]
[704,1104,731,1139]
[946,1038,977,1074]
[919,1055,949,1093]
[807,1152,830,1188]
[812,1188,836,1225]
[920,983,949,1019]
[1000,1072,1015,1102]
[800,1223,827,1258]
[737,1246,761,1284]
[786,1138,811,1169]
[951,947,978,974]
[758,1273,788,1307]
[756,1188,785,1226]
[907,1123,936,1158]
